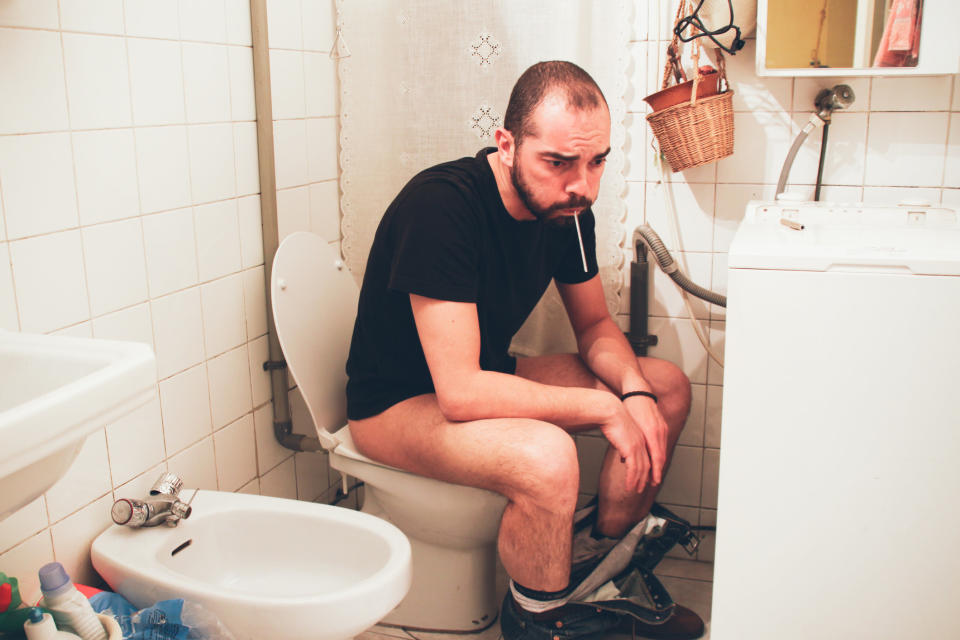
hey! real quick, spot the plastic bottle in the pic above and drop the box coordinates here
[37,564,106,640]
[22,607,82,640]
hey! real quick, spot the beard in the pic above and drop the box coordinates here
[510,158,593,228]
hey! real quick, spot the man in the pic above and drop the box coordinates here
[345,61,704,639]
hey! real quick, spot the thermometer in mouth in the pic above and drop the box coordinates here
[573,212,588,273]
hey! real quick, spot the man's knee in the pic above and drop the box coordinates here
[638,357,692,430]
[502,423,580,514]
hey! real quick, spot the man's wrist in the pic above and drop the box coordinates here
[620,390,658,404]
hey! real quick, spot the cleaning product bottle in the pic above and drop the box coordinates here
[23,607,82,640]
[37,564,106,640]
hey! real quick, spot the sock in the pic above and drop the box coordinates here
[510,580,574,613]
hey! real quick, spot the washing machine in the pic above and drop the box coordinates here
[710,200,960,639]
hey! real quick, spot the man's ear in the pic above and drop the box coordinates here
[494,127,516,168]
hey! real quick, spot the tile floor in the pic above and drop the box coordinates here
[357,558,713,640]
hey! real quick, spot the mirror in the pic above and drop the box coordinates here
[757,0,960,76]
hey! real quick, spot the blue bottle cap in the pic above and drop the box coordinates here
[38,562,70,593]
[28,607,44,623]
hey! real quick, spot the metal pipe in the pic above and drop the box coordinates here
[627,240,657,355]
[634,225,727,308]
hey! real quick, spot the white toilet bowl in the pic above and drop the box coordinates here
[271,232,508,632]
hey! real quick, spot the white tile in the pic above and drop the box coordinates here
[277,186,310,241]
[142,208,199,297]
[44,430,112,523]
[49,494,113,587]
[295,450,331,501]
[0,29,69,134]
[242,266,267,339]
[696,508,717,563]
[630,0,648,41]
[645,181,715,252]
[0,532,54,606]
[61,0,124,34]
[225,0,253,46]
[726,39,791,113]
[707,320,725,386]
[201,273,246,356]
[717,111,793,185]
[626,43,648,113]
[214,414,257,491]
[647,316,709,385]
[234,122,260,196]
[713,183,772,253]
[52,322,92,338]
[167,436,218,491]
[0,244,18,331]
[159,364,212,454]
[648,252,712,321]
[700,448,720,509]
[228,46,257,121]
[259,456,297,499]
[306,117,338,182]
[274,119,309,188]
[82,219,149,316]
[657,444,703,507]
[0,0,58,28]
[301,0,335,52]
[793,77,870,113]
[195,200,242,280]
[127,38,185,126]
[254,402,291,473]
[92,303,155,353]
[861,186,942,206]
[248,335,271,406]
[237,477,260,494]
[945,113,960,188]
[135,126,191,213]
[266,0,302,50]
[182,43,232,124]
[188,123,237,203]
[105,394,165,486]
[269,49,305,120]
[289,383,314,438]
[179,0,227,43]
[943,189,960,209]
[151,287,205,378]
[304,52,337,117]
[123,0,180,39]
[207,345,253,429]
[704,384,722,449]
[0,496,47,554]
[865,112,949,188]
[10,232,89,333]
[238,195,264,268]
[678,382,706,448]
[871,76,953,112]
[308,181,340,242]
[0,133,78,239]
[114,463,166,500]
[62,34,132,129]
[72,129,140,225]
[624,114,647,182]
[815,112,868,187]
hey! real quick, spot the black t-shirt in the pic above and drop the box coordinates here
[345,148,599,420]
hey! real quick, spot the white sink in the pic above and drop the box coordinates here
[0,330,156,520]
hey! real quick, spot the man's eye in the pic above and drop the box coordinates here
[593,157,607,166]
[549,160,565,168]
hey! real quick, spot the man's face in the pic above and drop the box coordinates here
[508,95,611,228]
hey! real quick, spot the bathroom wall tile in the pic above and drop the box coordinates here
[266,0,303,50]
[10,231,89,333]
[626,43,648,113]
[52,322,92,338]
[248,335,271,407]
[301,0,336,52]
[0,132,78,239]
[944,113,960,188]
[62,34,132,130]
[713,183,773,253]
[142,208,199,297]
[624,114,647,182]
[195,200,242,281]
[788,112,867,188]
[647,316,708,385]
[201,273,246,356]
[168,437,219,491]
[0,532,54,606]
[704,384,722,448]
[179,0,228,43]
[706,321,724,386]
[575,434,607,496]
[274,119,309,188]
[295,451,331,502]
[0,0,58,28]
[259,456,297,500]
[45,430,112,523]
[123,0,180,39]
[0,29,68,134]
[234,122,260,196]
[304,53,337,118]
[238,477,260,495]
[82,219,149,316]
[114,463,166,500]
[943,189,960,210]
[700,448,720,509]
[630,0,648,41]
[151,287,205,379]
[0,244,19,331]
[696,507,716,562]
[726,40,792,114]
[288,386,313,438]
[238,195,264,268]
[871,76,952,112]
[645,182,715,252]
[92,303,155,353]
[277,187,310,241]
[225,0,253,46]
[242,267,268,339]
[159,364,213,454]
[254,402,292,473]
[0,497,47,554]
[306,118,339,182]
[50,494,113,587]
[308,181,340,242]
[228,46,257,121]
[188,123,237,204]
[717,111,793,185]
[861,186,942,206]
[105,395,165,486]
[865,112,948,188]
[128,38,185,126]
[183,43,232,124]
[135,126,191,214]
[61,0,124,35]
[678,383,706,448]
[72,129,140,226]
[657,444,702,508]
[214,414,257,491]
[269,50,306,120]
[818,185,863,203]
[793,77,870,113]
[648,251,712,321]
[207,345,252,429]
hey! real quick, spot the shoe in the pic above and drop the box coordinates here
[500,593,623,640]
[601,604,706,640]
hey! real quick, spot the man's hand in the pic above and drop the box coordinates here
[623,395,670,485]
[598,402,652,493]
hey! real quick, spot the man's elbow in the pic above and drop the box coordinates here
[435,386,477,422]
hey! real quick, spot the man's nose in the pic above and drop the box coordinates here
[565,166,589,198]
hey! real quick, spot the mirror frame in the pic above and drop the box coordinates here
[756,0,960,76]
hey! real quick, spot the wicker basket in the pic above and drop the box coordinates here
[646,89,734,172]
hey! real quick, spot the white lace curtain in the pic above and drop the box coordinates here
[337,0,630,355]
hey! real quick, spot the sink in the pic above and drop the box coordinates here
[0,329,156,520]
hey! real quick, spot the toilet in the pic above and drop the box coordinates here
[270,231,508,632]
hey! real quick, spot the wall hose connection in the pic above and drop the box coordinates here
[633,225,727,308]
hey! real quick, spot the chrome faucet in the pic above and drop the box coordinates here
[111,472,194,528]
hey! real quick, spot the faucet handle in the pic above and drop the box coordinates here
[111,498,149,527]
[150,472,183,497]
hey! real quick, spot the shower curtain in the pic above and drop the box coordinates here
[337,0,630,356]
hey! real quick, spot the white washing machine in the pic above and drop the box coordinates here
[710,201,960,639]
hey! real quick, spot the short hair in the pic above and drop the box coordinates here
[503,61,608,144]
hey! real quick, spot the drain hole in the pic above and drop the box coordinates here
[171,539,192,556]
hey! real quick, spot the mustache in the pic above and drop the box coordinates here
[547,196,593,213]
